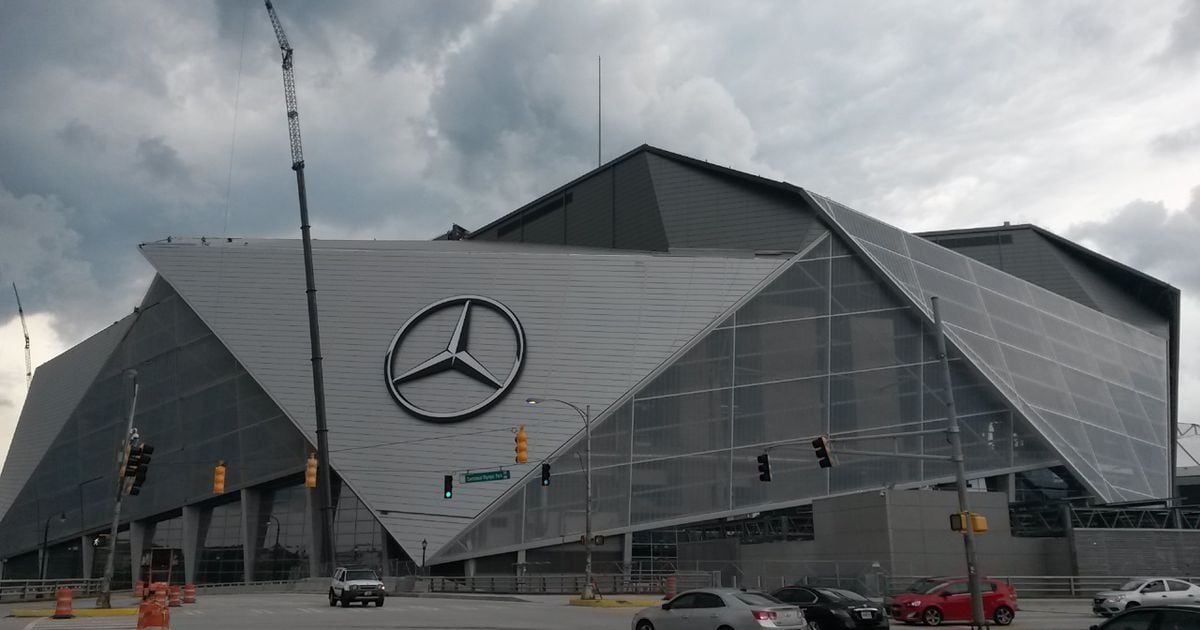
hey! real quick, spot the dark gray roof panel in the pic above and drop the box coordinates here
[140,239,783,557]
[0,315,134,522]
[565,169,615,248]
[646,153,824,251]
[613,152,669,251]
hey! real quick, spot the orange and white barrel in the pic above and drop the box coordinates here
[52,586,74,619]
[183,583,196,604]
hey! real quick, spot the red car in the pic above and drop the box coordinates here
[888,577,1017,626]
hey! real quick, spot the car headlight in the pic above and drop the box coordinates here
[1110,594,1125,602]
[379,585,386,591]
[907,601,922,608]
[349,584,358,590]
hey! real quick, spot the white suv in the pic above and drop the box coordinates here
[329,566,386,607]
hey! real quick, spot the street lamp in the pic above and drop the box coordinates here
[40,512,67,581]
[525,397,594,600]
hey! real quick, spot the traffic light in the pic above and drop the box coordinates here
[949,512,989,533]
[515,425,528,464]
[124,444,154,496]
[812,436,832,468]
[213,460,226,494]
[756,453,772,482]
[541,462,551,486]
[305,452,318,488]
[443,474,453,499]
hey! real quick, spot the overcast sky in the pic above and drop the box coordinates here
[2,0,1199,467]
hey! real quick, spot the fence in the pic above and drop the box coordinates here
[887,575,1200,599]
[0,578,103,601]
[428,571,716,595]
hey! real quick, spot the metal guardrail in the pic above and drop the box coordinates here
[887,575,1200,599]
[428,571,715,595]
[0,578,104,602]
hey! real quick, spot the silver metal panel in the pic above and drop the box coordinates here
[0,315,134,522]
[140,239,784,559]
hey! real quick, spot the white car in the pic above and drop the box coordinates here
[633,588,808,630]
[1092,578,1200,616]
[329,566,386,607]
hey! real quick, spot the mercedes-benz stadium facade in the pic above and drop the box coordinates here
[0,145,1179,585]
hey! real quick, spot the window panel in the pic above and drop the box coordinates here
[639,329,732,398]
[831,310,922,373]
[736,318,828,385]
[631,452,731,524]
[633,389,731,461]
[737,259,829,325]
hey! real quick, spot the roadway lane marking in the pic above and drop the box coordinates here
[22,619,135,629]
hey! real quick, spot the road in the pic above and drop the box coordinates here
[0,593,1107,630]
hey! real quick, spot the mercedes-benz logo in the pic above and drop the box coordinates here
[384,295,526,422]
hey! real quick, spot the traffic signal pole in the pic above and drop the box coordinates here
[96,370,138,608]
[932,297,986,630]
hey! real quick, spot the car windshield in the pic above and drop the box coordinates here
[1118,580,1145,591]
[346,570,378,581]
[906,579,946,594]
[736,592,786,607]
[821,588,869,602]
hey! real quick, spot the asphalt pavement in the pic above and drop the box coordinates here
[0,593,1108,630]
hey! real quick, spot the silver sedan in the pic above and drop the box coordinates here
[633,589,809,630]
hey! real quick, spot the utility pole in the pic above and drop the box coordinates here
[264,0,336,577]
[932,297,986,629]
[96,370,137,608]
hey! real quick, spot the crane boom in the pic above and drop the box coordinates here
[12,283,31,389]
[265,0,304,169]
[263,0,335,577]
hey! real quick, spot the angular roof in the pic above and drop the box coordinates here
[0,315,135,522]
[139,239,787,557]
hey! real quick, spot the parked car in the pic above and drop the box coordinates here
[329,566,386,607]
[1093,579,1200,617]
[772,585,888,629]
[888,577,1017,626]
[632,588,807,630]
[1088,604,1200,630]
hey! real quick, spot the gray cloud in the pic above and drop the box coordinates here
[56,119,107,152]
[135,137,194,186]
[1066,186,1200,294]
[1158,0,1200,64]
[1151,123,1200,155]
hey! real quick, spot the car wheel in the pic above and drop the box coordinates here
[375,598,384,607]
[635,621,655,630]
[328,590,337,607]
[922,607,943,626]
[993,605,1014,626]
[1126,601,1140,611]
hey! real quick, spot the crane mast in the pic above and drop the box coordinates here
[12,283,31,389]
[264,0,335,576]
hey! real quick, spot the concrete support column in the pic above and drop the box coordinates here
[241,488,264,583]
[515,549,526,577]
[80,536,94,580]
[181,505,201,585]
[465,558,477,577]
[130,521,147,585]
[622,533,633,581]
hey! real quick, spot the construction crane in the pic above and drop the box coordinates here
[263,0,335,576]
[11,283,31,389]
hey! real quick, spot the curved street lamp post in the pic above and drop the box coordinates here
[40,512,67,581]
[526,397,594,600]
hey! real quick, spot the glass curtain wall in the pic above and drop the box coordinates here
[196,502,243,584]
[255,484,310,581]
[813,194,1172,502]
[445,232,1062,558]
[146,514,184,585]
[0,278,310,561]
[333,483,387,572]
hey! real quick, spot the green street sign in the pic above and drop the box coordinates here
[464,470,511,483]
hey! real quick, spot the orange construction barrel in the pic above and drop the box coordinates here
[153,582,168,606]
[135,580,145,598]
[665,576,677,599]
[168,584,182,607]
[183,583,196,604]
[137,598,170,630]
[52,586,75,619]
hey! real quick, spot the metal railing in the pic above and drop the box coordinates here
[886,575,1200,599]
[0,578,103,601]
[428,571,715,595]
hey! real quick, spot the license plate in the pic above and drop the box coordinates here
[860,610,874,619]
[778,610,796,620]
